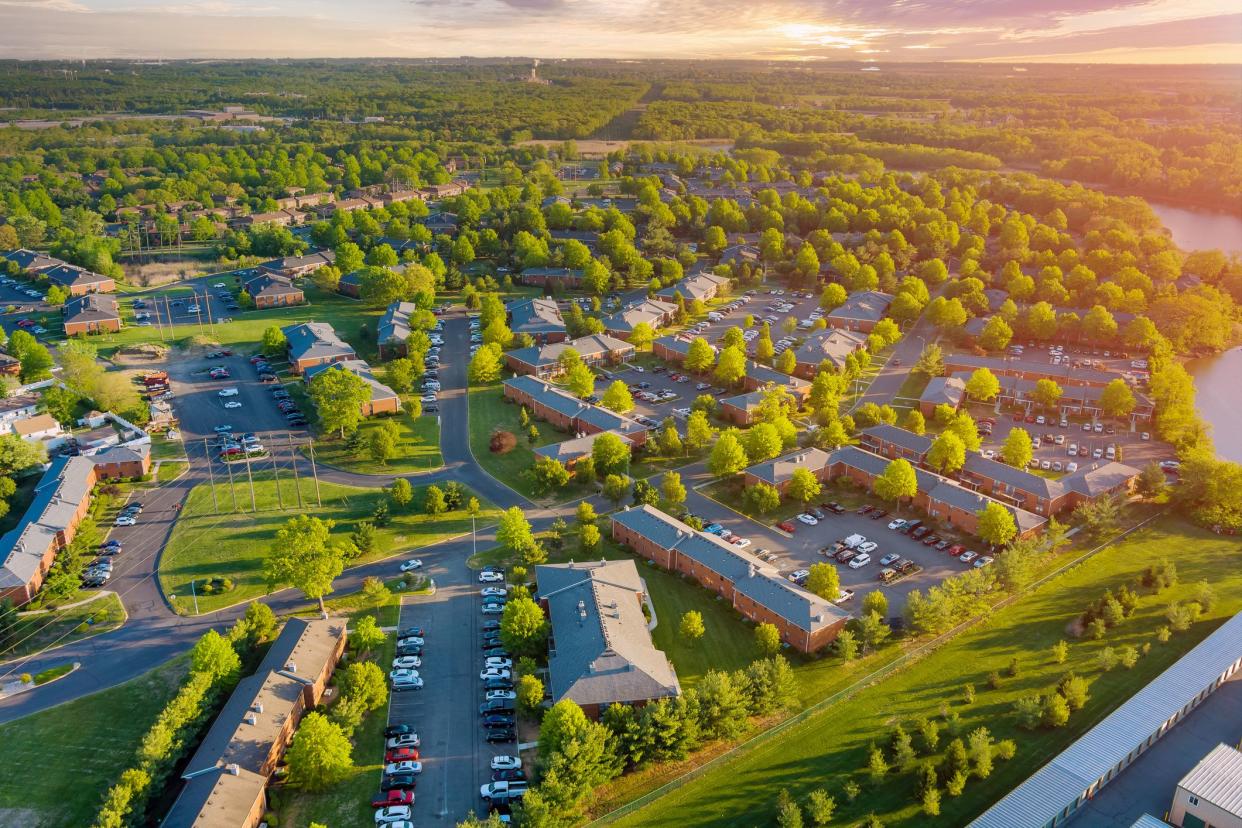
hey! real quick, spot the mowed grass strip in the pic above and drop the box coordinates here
[3,592,126,661]
[0,657,188,826]
[159,473,500,614]
[309,410,443,476]
[607,517,1242,828]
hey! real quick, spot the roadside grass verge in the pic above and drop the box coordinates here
[159,474,500,614]
[156,461,189,483]
[2,592,126,661]
[601,516,1242,828]
[306,410,443,475]
[0,656,188,825]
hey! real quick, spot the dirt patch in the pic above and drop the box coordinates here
[112,343,170,365]
[119,258,218,288]
[490,429,516,454]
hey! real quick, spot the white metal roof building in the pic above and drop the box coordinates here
[970,612,1242,828]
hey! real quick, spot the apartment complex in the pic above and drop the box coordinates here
[504,334,634,378]
[502,375,649,447]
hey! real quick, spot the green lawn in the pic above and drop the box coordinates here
[159,474,500,614]
[156,461,189,483]
[468,381,581,501]
[2,592,126,661]
[307,410,443,475]
[278,600,402,827]
[604,516,1242,827]
[149,434,189,462]
[0,657,188,826]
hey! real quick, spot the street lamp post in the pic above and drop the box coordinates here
[190,579,199,615]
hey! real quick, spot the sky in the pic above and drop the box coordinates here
[1,0,1240,62]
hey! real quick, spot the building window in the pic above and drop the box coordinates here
[1189,795,1199,806]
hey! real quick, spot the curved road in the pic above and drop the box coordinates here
[0,312,550,724]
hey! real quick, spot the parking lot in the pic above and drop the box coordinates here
[977,409,1172,476]
[129,274,244,329]
[165,351,308,446]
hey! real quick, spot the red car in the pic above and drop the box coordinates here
[15,319,34,328]
[371,789,415,809]
[386,747,420,763]
[777,520,796,533]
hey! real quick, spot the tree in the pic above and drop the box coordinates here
[389,478,413,508]
[806,789,836,826]
[867,742,890,783]
[685,410,716,452]
[926,432,966,474]
[564,362,596,399]
[603,474,630,508]
[679,610,705,643]
[468,343,503,383]
[743,422,783,464]
[308,368,370,438]
[976,502,1018,548]
[629,322,655,351]
[264,516,345,614]
[903,409,926,435]
[517,673,545,716]
[661,471,687,509]
[804,563,840,601]
[189,629,240,681]
[337,661,389,712]
[383,358,417,394]
[874,459,917,507]
[714,345,748,386]
[708,430,749,478]
[755,622,781,657]
[496,507,535,557]
[858,611,890,652]
[1100,379,1136,419]
[777,789,804,828]
[287,712,354,790]
[601,380,634,413]
[1001,427,1033,469]
[787,468,822,506]
[424,485,447,515]
[500,594,550,658]
[862,590,888,619]
[261,325,287,357]
[580,523,602,553]
[369,424,398,465]
[946,411,982,453]
[979,316,1013,351]
[913,343,944,378]
[965,367,1000,402]
[591,432,631,477]
[1042,693,1071,728]
[684,338,716,374]
[1032,378,1063,409]
[744,482,782,515]
[529,456,571,494]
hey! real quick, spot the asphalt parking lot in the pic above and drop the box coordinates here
[130,274,244,329]
[165,352,307,443]
[978,410,1173,475]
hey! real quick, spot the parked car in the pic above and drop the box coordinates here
[959,550,979,564]
[776,521,796,533]
[796,513,818,526]
[399,559,423,572]
[372,790,415,809]
[848,553,872,569]
[386,747,420,763]
[879,553,901,566]
[491,755,522,771]
[384,761,423,776]
[887,518,907,530]
[386,734,421,749]
[484,725,516,742]
[375,805,414,824]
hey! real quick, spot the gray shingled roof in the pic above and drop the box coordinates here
[63,294,119,324]
[746,448,832,486]
[282,322,355,363]
[827,290,892,323]
[602,299,677,334]
[537,560,680,708]
[746,360,811,391]
[507,334,632,371]
[944,353,1116,386]
[0,457,96,591]
[657,272,730,301]
[920,376,967,408]
[303,360,398,406]
[1060,461,1140,497]
[508,298,566,336]
[377,301,418,345]
[245,273,303,300]
[970,612,1242,828]
[861,424,933,455]
[794,329,869,369]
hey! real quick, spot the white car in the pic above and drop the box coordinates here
[974,556,994,569]
[114,516,137,527]
[375,806,413,824]
[386,734,420,749]
[849,553,872,569]
[390,668,420,681]
[481,586,507,598]
[981,449,995,460]
[213,282,226,288]
[484,657,513,669]
[392,656,422,670]
[397,636,424,647]
[421,394,437,403]
[218,388,239,397]
[789,569,809,583]
[399,559,424,572]
[487,690,517,701]
[481,667,512,680]
[479,571,505,583]
[796,513,818,526]
[482,603,504,615]
[1067,462,1079,473]
[223,401,242,409]
[734,538,752,549]
[887,518,907,530]
[856,541,878,554]
[491,755,522,771]
[385,761,423,776]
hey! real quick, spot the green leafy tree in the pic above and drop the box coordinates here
[685,410,716,452]
[1001,427,1033,468]
[979,316,1013,351]
[189,629,240,681]
[874,459,917,507]
[912,343,944,378]
[685,337,716,374]
[496,507,535,557]
[661,471,687,509]
[580,523,602,553]
[263,515,345,614]
[337,661,389,712]
[744,482,782,515]
[500,594,550,658]
[601,380,634,413]
[517,673,545,716]
[804,563,840,601]
[261,325,287,357]
[679,610,705,643]
[976,502,1018,548]
[1032,378,1063,408]
[350,614,386,655]
[468,343,503,383]
[389,478,413,509]
[424,484,448,515]
[714,345,748,386]
[602,474,630,508]
[591,432,631,477]
[787,467,822,507]
[1100,379,1136,418]
[755,622,781,657]
[926,432,966,474]
[965,367,1000,402]
[708,430,749,478]
[287,712,354,791]
[308,368,370,438]
[564,362,596,399]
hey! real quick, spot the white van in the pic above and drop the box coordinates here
[843,533,867,549]
[218,388,239,397]
[706,312,722,322]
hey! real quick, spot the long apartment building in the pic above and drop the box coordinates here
[745,445,1047,540]
[502,375,650,447]
[858,424,1139,517]
[611,504,851,652]
[505,334,635,379]
[652,335,811,400]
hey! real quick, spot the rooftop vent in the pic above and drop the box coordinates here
[224,763,240,776]
[251,702,264,714]
[284,661,296,673]
[243,712,257,725]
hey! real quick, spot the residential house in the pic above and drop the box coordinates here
[421,180,469,199]
[90,443,152,479]
[611,505,851,653]
[11,413,61,442]
[656,272,731,304]
[825,291,893,333]
[792,329,869,377]
[39,263,115,296]
[0,393,40,426]
[719,244,761,267]
[232,210,299,228]
[259,250,335,279]
[741,360,812,401]
[535,560,681,719]
[421,212,459,235]
[283,322,356,374]
[601,299,677,340]
[919,376,967,417]
[161,618,348,828]
[518,267,585,290]
[652,334,709,364]
[508,298,568,344]
[532,430,638,470]
[377,301,417,359]
[63,294,121,336]
[337,269,364,299]
[942,353,1116,389]
[505,334,634,378]
[978,373,1155,423]
[244,274,305,310]
[502,375,649,447]
[302,360,400,417]
[720,391,769,426]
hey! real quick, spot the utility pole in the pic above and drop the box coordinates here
[224,453,239,511]
[271,436,283,509]
[244,450,257,512]
[288,432,304,508]
[203,437,218,513]
[306,438,322,506]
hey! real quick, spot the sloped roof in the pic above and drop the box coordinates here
[507,334,632,370]
[794,329,868,369]
[39,263,111,288]
[245,273,303,300]
[63,294,119,323]
[746,448,832,486]
[0,457,96,590]
[303,360,398,405]
[601,299,677,334]
[1177,743,1242,816]
[656,272,731,301]
[827,291,892,323]
[508,298,566,336]
[920,376,967,408]
[1060,461,1140,497]
[282,322,355,363]
[537,560,680,708]
[377,301,418,345]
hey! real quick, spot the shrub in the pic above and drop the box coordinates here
[994,739,1017,761]
[1098,646,1119,671]
[945,770,968,796]
[1006,656,1021,677]
[987,671,1002,690]
[962,683,975,704]
[1119,645,1139,669]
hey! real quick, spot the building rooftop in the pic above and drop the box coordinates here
[745,448,832,486]
[282,322,355,364]
[794,329,869,369]
[970,612,1242,828]
[1178,743,1242,817]
[537,560,680,708]
[507,334,632,370]
[656,272,731,302]
[0,457,96,591]
[245,273,303,300]
[827,290,893,323]
[377,301,418,346]
[920,376,967,408]
[601,299,677,334]
[303,360,397,405]
[508,298,566,336]
[63,294,119,323]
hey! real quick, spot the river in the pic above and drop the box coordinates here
[1187,347,1242,463]
[1149,202,1242,255]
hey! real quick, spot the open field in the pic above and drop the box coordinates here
[308,410,443,475]
[158,474,499,614]
[0,656,188,827]
[603,516,1242,827]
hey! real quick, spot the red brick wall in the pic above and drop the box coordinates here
[64,318,121,336]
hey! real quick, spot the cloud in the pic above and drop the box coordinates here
[0,0,90,12]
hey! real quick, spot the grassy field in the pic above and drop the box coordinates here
[0,657,188,827]
[308,410,442,475]
[158,474,500,614]
[278,599,402,827]
[468,381,580,501]
[149,434,189,462]
[604,516,1242,827]
[156,461,189,483]
[2,592,126,661]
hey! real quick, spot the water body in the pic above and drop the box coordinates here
[1149,202,1242,255]
[1187,346,1242,463]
